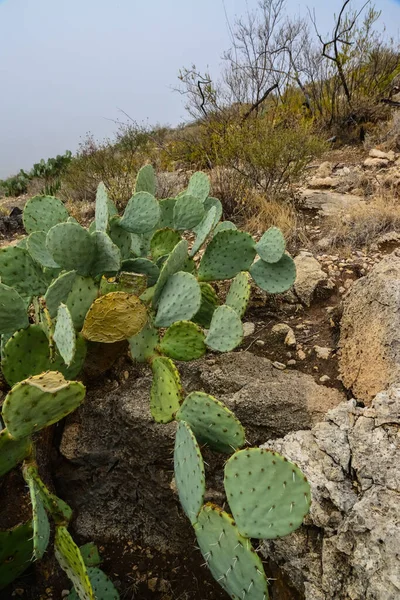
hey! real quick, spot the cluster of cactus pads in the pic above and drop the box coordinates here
[0,165,310,599]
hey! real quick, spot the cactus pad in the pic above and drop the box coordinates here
[0,522,33,591]
[54,304,76,366]
[187,171,210,203]
[205,305,243,352]
[23,195,69,234]
[100,272,147,296]
[91,231,121,276]
[213,221,237,236]
[82,292,147,343]
[122,258,160,287]
[129,322,159,363]
[0,283,29,334]
[154,272,201,327]
[226,272,250,318]
[79,544,102,568]
[174,421,205,524]
[194,505,269,600]
[158,198,176,228]
[198,230,256,281]
[152,239,189,306]
[135,164,156,195]
[173,194,205,230]
[2,371,86,440]
[95,182,109,232]
[55,526,94,600]
[176,392,245,453]
[193,283,219,328]
[224,448,311,539]
[0,246,47,300]
[24,468,50,560]
[150,356,182,423]
[66,275,99,329]
[68,567,120,600]
[46,222,95,276]
[27,230,61,268]
[255,227,285,264]
[203,197,222,227]
[249,255,296,294]
[160,321,206,361]
[190,206,217,257]
[108,216,132,259]
[24,465,73,525]
[1,325,87,386]
[0,429,32,478]
[150,228,181,261]
[120,191,160,234]
[45,270,77,318]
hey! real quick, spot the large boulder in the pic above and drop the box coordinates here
[57,352,344,553]
[339,251,400,402]
[261,387,400,600]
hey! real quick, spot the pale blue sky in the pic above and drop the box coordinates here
[0,0,399,177]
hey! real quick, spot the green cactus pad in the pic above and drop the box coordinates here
[174,420,205,524]
[198,230,256,281]
[107,198,118,218]
[213,221,237,236]
[108,216,132,260]
[27,230,61,268]
[91,231,121,277]
[95,182,109,232]
[24,465,72,525]
[3,371,85,440]
[226,272,250,318]
[154,272,201,327]
[173,194,205,230]
[160,321,206,361]
[255,227,286,264]
[158,198,176,228]
[150,228,181,262]
[194,505,269,600]
[176,392,245,453]
[203,197,223,227]
[68,567,120,600]
[122,258,160,287]
[45,271,77,318]
[135,164,156,195]
[79,544,102,568]
[187,171,210,203]
[55,526,94,600]
[0,246,47,300]
[224,448,311,539]
[129,322,159,363]
[120,191,160,234]
[152,240,189,306]
[1,325,87,386]
[100,272,147,296]
[250,254,296,294]
[23,195,69,234]
[205,305,243,352]
[192,283,219,328]
[190,206,217,257]
[150,356,182,423]
[54,304,76,366]
[0,429,32,478]
[66,275,99,330]
[82,292,147,343]
[46,222,95,276]
[24,468,50,560]
[0,522,33,591]
[130,231,151,257]
[0,283,29,334]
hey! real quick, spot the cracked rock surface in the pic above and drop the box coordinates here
[261,387,400,600]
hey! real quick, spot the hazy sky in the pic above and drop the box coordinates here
[0,0,399,177]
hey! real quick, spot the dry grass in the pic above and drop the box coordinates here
[324,194,400,250]
[364,111,400,153]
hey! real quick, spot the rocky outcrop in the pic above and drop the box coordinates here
[261,387,400,600]
[339,251,400,402]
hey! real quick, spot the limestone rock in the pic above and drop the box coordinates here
[261,387,400,600]
[294,252,328,306]
[339,251,400,402]
[364,157,389,168]
[301,190,365,217]
[369,148,395,161]
[309,177,338,189]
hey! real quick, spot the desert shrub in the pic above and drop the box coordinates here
[0,171,30,197]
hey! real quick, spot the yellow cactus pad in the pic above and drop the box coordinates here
[82,291,147,343]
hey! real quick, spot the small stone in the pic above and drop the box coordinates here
[148,577,158,592]
[123,370,129,380]
[271,323,292,338]
[255,339,265,347]
[339,286,346,294]
[61,592,70,599]
[314,346,332,360]
[284,329,297,348]
[297,349,307,360]
[319,375,331,383]
[287,359,297,366]
[243,322,256,337]
[272,361,286,370]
